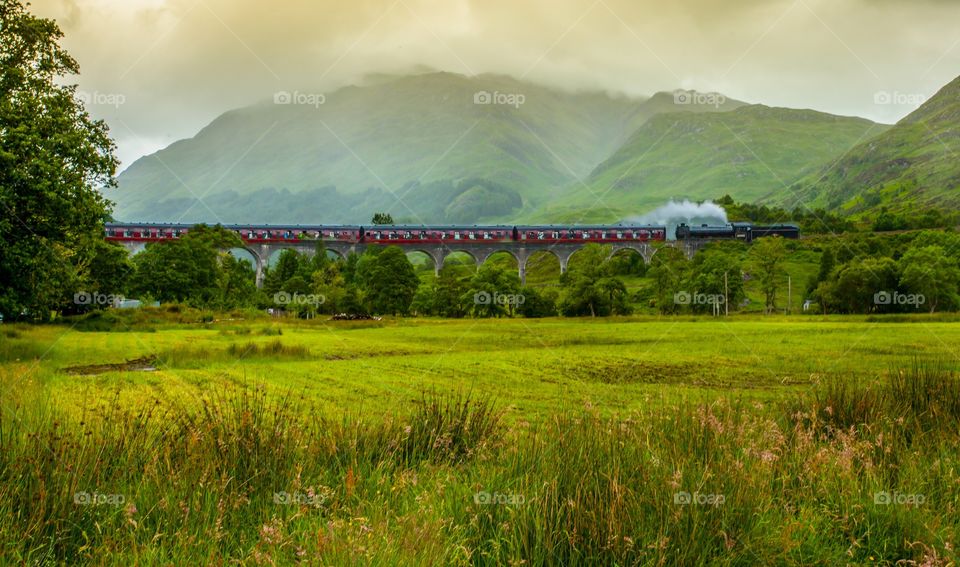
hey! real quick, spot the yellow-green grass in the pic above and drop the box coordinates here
[3,316,960,422]
[3,316,960,564]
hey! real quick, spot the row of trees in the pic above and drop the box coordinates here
[717,195,959,235]
[646,237,788,315]
[263,242,638,318]
[22,223,960,319]
[806,231,960,313]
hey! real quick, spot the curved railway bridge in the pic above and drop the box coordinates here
[105,223,712,287]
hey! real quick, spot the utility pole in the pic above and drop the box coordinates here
[786,276,792,316]
[724,271,729,316]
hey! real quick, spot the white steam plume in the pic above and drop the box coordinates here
[626,200,729,240]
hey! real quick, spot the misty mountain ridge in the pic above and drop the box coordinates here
[775,75,960,215]
[108,72,746,224]
[109,71,948,226]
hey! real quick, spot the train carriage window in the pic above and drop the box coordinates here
[616,231,623,239]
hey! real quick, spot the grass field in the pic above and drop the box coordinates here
[2,312,960,564]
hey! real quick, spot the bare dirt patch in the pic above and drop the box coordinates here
[62,356,159,376]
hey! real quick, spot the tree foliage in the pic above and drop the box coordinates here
[0,0,118,320]
[748,236,788,314]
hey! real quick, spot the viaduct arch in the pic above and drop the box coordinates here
[242,240,701,288]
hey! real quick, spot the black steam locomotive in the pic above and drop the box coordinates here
[675,222,800,243]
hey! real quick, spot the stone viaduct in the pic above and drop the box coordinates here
[235,240,708,288]
[116,238,708,288]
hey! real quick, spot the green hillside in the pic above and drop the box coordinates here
[536,105,888,223]
[108,73,743,224]
[775,75,960,215]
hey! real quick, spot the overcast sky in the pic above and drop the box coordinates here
[31,0,960,170]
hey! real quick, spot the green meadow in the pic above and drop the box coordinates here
[2,313,960,564]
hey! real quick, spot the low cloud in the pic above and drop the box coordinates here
[31,0,960,168]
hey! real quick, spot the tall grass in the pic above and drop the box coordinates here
[0,365,958,564]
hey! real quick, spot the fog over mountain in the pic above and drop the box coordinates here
[32,0,960,168]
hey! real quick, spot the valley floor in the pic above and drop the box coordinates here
[1,315,958,564]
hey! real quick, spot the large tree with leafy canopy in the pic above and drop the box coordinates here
[0,1,118,320]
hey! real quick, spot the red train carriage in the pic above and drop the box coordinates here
[513,226,666,243]
[104,223,669,245]
[361,226,514,245]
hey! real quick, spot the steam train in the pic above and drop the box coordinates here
[104,222,799,245]
[674,222,800,243]
[104,223,668,244]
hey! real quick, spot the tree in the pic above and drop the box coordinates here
[517,287,557,318]
[410,282,437,317]
[558,244,630,317]
[433,268,470,317]
[806,246,835,297]
[263,250,302,297]
[748,236,788,314]
[816,257,898,314]
[129,237,219,305]
[688,248,744,314]
[371,213,395,225]
[358,246,419,315]
[213,255,258,311]
[647,246,688,314]
[595,277,631,315]
[898,245,960,313]
[464,263,521,318]
[872,207,907,232]
[311,262,346,314]
[128,225,250,308]
[0,1,118,320]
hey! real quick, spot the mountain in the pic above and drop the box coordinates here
[535,105,888,223]
[773,75,960,215]
[108,72,744,224]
